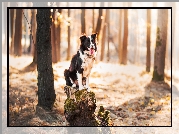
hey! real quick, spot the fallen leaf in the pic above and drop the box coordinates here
[140,101,144,105]
[165,96,171,101]
[117,107,122,111]
[164,101,169,105]
[150,98,155,103]
[154,105,162,112]
[150,111,155,115]
[104,94,108,99]
[123,101,128,106]
[126,108,131,112]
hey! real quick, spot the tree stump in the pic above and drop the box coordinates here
[64,86,113,126]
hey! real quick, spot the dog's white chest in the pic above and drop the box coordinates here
[82,57,94,77]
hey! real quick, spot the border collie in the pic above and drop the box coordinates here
[64,33,97,91]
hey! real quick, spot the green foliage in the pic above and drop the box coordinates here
[64,86,113,126]
[97,106,113,126]
[156,27,162,47]
[64,98,77,113]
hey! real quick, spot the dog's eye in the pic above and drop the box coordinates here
[91,39,93,42]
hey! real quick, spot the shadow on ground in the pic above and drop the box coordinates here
[105,81,171,126]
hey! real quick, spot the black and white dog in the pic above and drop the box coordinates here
[64,33,97,91]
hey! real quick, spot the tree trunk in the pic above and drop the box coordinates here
[107,8,110,62]
[121,9,128,65]
[67,8,71,60]
[95,2,104,40]
[92,3,95,33]
[81,3,86,34]
[152,9,168,81]
[24,9,29,54]
[118,9,123,63]
[64,87,113,127]
[146,9,151,72]
[56,9,62,62]
[32,9,37,64]
[100,9,108,61]
[10,2,16,54]
[36,9,56,110]
[10,9,15,54]
[22,9,37,72]
[51,9,58,63]
[134,9,139,64]
[14,9,22,56]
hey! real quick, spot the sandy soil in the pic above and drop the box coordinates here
[3,54,179,133]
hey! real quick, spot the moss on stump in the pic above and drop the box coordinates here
[64,86,113,126]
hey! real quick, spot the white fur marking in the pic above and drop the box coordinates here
[77,72,83,90]
[86,77,90,92]
[79,50,85,62]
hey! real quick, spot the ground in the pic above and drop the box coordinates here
[3,54,179,133]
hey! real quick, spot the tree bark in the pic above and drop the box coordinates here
[118,9,123,63]
[67,8,71,60]
[95,2,104,40]
[10,2,16,54]
[32,9,37,63]
[152,9,168,81]
[56,9,62,62]
[121,9,128,65]
[134,9,139,64]
[22,9,37,72]
[92,3,95,33]
[107,8,110,62]
[10,9,15,54]
[146,9,151,72]
[36,9,56,110]
[14,9,22,56]
[100,9,108,61]
[81,3,86,34]
[51,9,57,63]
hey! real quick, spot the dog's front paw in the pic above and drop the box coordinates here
[72,83,76,88]
[79,85,84,90]
[87,87,90,92]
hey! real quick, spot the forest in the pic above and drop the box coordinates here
[2,1,179,134]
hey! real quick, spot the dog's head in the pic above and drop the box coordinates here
[80,33,97,56]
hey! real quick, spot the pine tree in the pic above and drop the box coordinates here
[81,2,86,34]
[146,9,151,72]
[14,9,22,56]
[152,9,168,81]
[121,9,128,65]
[36,9,56,110]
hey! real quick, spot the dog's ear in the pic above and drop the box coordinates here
[80,35,87,43]
[91,32,97,39]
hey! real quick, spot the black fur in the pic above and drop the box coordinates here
[64,53,83,87]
